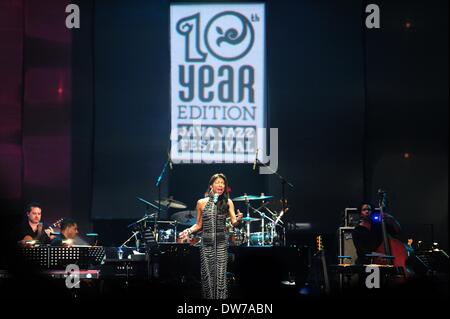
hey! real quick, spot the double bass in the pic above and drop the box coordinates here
[373,190,413,278]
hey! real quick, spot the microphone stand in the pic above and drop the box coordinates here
[155,155,171,241]
[255,158,294,246]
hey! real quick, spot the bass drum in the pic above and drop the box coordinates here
[249,232,271,246]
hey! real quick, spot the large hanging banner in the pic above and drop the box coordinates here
[170,3,265,164]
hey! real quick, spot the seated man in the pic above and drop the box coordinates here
[17,202,54,246]
[50,218,78,247]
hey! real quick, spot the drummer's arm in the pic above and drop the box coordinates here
[229,200,242,227]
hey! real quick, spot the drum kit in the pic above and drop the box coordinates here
[229,193,286,247]
[125,193,287,249]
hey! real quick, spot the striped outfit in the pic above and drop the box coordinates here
[200,195,228,299]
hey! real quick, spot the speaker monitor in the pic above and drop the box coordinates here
[338,227,357,264]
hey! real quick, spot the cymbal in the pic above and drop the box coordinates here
[232,195,274,201]
[241,217,261,222]
[140,220,177,224]
[136,196,162,211]
[171,210,196,226]
[86,233,99,237]
[155,198,187,209]
[127,214,155,228]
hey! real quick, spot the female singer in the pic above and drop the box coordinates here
[178,173,243,299]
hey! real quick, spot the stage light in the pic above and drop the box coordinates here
[432,242,440,251]
[371,213,380,222]
[405,21,412,29]
[281,280,295,286]
[403,152,411,159]
[299,285,310,295]
[57,87,63,95]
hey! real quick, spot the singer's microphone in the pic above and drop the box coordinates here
[253,148,259,170]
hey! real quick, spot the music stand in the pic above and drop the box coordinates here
[19,246,105,269]
[19,246,48,268]
[49,246,105,269]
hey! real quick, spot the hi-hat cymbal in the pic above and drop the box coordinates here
[232,195,274,202]
[155,198,187,209]
[171,210,196,226]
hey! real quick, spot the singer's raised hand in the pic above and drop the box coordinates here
[236,209,243,221]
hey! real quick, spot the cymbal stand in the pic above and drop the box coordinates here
[256,202,279,245]
[119,231,140,251]
[244,194,251,247]
[173,221,178,242]
[263,206,284,225]
[155,153,171,242]
[249,205,276,246]
[261,210,265,246]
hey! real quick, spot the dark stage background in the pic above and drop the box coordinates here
[0,0,448,250]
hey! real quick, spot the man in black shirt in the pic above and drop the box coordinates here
[352,203,401,264]
[51,219,78,246]
[17,202,54,246]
